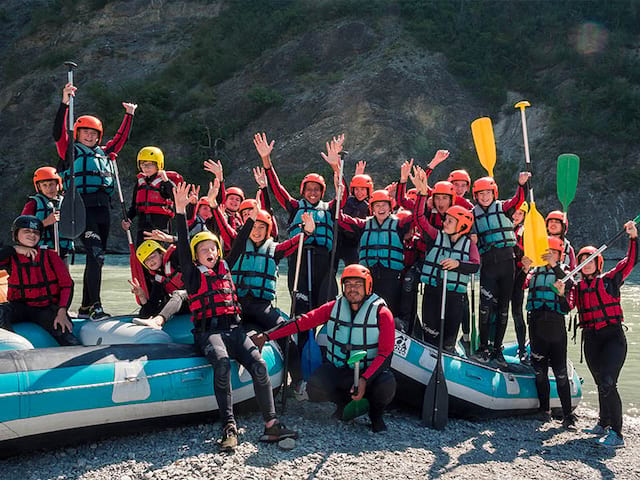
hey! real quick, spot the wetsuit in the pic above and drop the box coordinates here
[512,223,527,356]
[572,237,638,438]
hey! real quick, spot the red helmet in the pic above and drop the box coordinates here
[432,181,457,204]
[406,188,418,203]
[300,173,326,197]
[395,208,412,222]
[341,264,373,295]
[239,198,258,214]
[33,166,62,192]
[577,246,604,273]
[472,176,498,199]
[225,186,245,202]
[546,210,568,234]
[445,205,474,235]
[369,189,393,214]
[547,236,565,262]
[74,115,103,142]
[349,174,373,197]
[448,169,471,185]
[254,209,273,238]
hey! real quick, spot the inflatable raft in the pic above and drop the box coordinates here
[0,314,283,456]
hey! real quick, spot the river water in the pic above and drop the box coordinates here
[70,255,639,417]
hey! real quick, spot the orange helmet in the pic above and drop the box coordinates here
[547,236,565,262]
[349,174,373,197]
[225,186,245,202]
[432,181,457,204]
[406,188,418,203]
[254,209,273,238]
[448,169,471,186]
[369,189,393,214]
[446,205,474,235]
[239,198,258,214]
[472,176,498,199]
[300,173,326,197]
[74,115,103,142]
[341,264,373,295]
[395,208,412,222]
[546,210,568,233]
[33,166,62,192]
[577,246,604,273]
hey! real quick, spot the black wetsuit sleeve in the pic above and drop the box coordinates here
[53,103,66,142]
[175,213,201,294]
[226,218,253,267]
[127,183,138,220]
[0,246,14,268]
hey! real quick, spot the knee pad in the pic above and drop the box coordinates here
[597,375,616,398]
[498,311,509,326]
[249,359,269,382]
[555,369,569,385]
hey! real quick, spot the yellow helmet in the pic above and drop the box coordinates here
[190,231,222,260]
[137,146,165,170]
[518,201,529,213]
[136,240,165,269]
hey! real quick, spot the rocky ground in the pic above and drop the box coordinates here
[1,402,637,480]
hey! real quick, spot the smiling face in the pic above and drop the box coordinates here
[353,186,368,202]
[17,228,40,248]
[196,240,219,268]
[512,209,525,226]
[547,219,563,236]
[143,250,163,271]
[451,180,468,197]
[76,128,100,148]
[371,200,391,222]
[342,278,366,309]
[250,221,269,244]
[225,194,242,213]
[475,190,494,207]
[139,161,159,177]
[303,182,323,204]
[37,179,59,199]
[579,255,597,276]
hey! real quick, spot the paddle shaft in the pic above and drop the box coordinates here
[64,63,79,237]
[326,152,345,303]
[517,103,536,204]
[470,273,477,354]
[53,206,60,255]
[432,269,448,426]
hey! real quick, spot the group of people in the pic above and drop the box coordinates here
[0,83,635,451]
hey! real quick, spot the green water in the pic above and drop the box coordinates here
[70,255,640,417]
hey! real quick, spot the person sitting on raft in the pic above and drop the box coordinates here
[0,216,79,346]
[252,264,396,433]
[521,237,575,429]
[568,220,638,449]
[173,182,297,452]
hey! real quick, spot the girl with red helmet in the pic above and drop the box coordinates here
[566,221,638,448]
[545,210,576,270]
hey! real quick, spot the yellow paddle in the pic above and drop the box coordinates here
[515,101,548,267]
[471,117,496,177]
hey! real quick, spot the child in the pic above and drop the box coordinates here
[130,240,188,329]
[173,182,297,452]
[53,82,137,320]
[0,216,80,346]
[470,173,529,364]
[447,169,474,209]
[22,167,73,260]
[569,221,638,448]
[422,181,457,230]
[545,210,576,269]
[188,197,214,236]
[335,172,373,267]
[122,146,178,245]
[522,237,574,428]
[511,201,529,362]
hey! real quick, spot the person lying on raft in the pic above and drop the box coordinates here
[253,264,396,433]
[173,182,297,452]
[0,216,79,346]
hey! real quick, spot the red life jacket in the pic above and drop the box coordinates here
[575,276,624,330]
[188,260,241,325]
[151,246,184,294]
[226,211,243,232]
[134,173,174,217]
[7,249,64,307]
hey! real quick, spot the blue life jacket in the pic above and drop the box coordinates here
[526,266,566,314]
[359,216,404,271]
[421,231,471,293]
[231,238,278,301]
[61,143,114,196]
[28,194,73,252]
[289,199,333,250]
[472,201,516,254]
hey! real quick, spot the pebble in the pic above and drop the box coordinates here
[278,438,296,450]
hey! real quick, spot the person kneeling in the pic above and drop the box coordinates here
[253,264,396,433]
[0,216,79,346]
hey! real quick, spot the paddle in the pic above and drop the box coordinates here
[58,61,86,239]
[470,273,478,354]
[110,153,148,303]
[343,350,370,421]
[557,213,640,288]
[471,117,496,177]
[557,153,580,224]
[53,206,60,255]
[515,101,548,267]
[422,269,449,430]
[279,231,305,414]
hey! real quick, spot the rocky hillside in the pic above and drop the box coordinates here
[1,0,639,252]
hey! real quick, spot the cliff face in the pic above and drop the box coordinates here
[0,1,637,252]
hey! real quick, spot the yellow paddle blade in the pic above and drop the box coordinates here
[471,117,496,177]
[523,201,549,267]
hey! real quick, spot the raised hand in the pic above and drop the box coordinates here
[128,278,148,304]
[173,183,192,214]
[321,139,342,172]
[355,160,366,175]
[204,159,224,180]
[143,229,175,243]
[409,165,428,194]
[207,178,220,207]
[253,166,268,189]
[625,220,638,239]
[188,185,201,204]
[427,149,450,170]
[122,102,138,115]
[518,171,532,185]
[253,132,274,168]
[62,83,76,105]
[400,158,414,183]
[332,134,345,153]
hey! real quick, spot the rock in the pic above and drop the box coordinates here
[278,438,296,450]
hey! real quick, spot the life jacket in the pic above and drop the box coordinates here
[188,260,241,326]
[151,246,184,294]
[28,194,73,252]
[7,248,64,307]
[61,143,114,196]
[188,216,209,236]
[526,266,566,314]
[134,173,174,217]
[359,216,404,271]
[421,231,472,293]
[472,201,516,255]
[231,238,278,301]
[289,199,333,250]
[225,211,243,232]
[575,276,624,330]
[325,294,386,370]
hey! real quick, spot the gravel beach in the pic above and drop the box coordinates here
[1,400,637,480]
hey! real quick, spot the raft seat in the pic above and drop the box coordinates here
[79,319,173,346]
